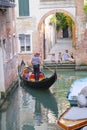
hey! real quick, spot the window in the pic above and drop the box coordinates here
[18,0,29,16]
[19,34,31,53]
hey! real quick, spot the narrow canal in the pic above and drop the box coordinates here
[0,70,87,130]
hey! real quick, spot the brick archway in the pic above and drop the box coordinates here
[37,9,76,60]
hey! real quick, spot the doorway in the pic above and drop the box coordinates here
[63,25,68,38]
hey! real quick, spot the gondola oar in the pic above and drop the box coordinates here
[43,64,65,80]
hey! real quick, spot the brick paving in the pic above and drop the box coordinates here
[45,38,74,61]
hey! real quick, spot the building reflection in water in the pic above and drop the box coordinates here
[19,84,58,130]
[0,84,58,130]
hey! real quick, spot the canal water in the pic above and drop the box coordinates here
[0,70,87,130]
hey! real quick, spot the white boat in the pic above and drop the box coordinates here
[57,107,87,130]
[67,77,87,106]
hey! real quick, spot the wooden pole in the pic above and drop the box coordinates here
[43,20,45,59]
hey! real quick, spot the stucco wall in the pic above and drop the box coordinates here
[29,0,76,28]
[0,8,17,92]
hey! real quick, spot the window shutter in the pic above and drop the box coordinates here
[19,0,29,16]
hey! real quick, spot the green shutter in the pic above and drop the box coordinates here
[19,0,29,16]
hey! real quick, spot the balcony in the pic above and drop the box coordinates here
[0,0,15,8]
[39,0,76,9]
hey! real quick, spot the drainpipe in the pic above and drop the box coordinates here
[43,20,45,59]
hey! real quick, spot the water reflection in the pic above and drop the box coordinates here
[1,70,87,130]
[20,84,58,129]
[0,84,58,130]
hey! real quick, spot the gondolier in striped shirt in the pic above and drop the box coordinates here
[31,53,41,81]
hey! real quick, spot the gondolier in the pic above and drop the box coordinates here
[31,53,41,81]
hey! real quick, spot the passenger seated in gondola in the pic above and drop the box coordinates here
[22,67,45,81]
[22,68,32,80]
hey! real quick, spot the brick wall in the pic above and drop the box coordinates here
[75,0,87,65]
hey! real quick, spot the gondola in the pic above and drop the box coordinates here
[57,107,87,130]
[19,69,57,89]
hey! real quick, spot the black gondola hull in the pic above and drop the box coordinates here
[19,71,57,89]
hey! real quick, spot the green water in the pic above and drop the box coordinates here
[0,70,87,130]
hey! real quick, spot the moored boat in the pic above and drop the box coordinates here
[57,107,87,130]
[19,68,57,89]
[67,77,87,106]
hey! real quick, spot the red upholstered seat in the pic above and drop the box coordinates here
[29,72,45,81]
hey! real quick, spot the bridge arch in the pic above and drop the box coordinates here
[38,9,76,24]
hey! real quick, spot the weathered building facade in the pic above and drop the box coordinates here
[15,0,87,66]
[0,0,17,96]
[0,0,87,99]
